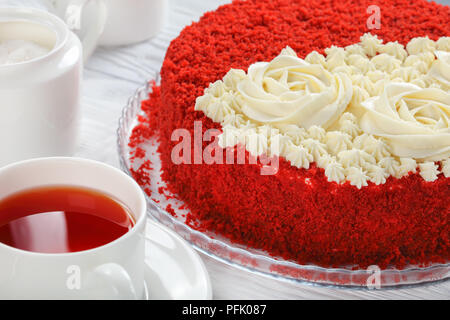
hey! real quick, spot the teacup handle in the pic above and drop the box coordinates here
[93,263,138,300]
[64,0,107,62]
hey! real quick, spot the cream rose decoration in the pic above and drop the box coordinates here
[234,47,353,129]
[428,50,450,88]
[360,82,450,161]
[196,35,450,186]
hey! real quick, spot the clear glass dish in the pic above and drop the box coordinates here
[117,79,450,289]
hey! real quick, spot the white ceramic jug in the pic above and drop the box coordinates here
[0,8,88,168]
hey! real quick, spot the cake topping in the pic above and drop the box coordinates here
[398,158,418,177]
[366,164,389,185]
[442,159,450,178]
[346,167,369,188]
[195,34,450,188]
[378,157,401,177]
[378,41,408,61]
[285,143,313,169]
[307,125,326,142]
[359,82,450,161]
[428,50,450,88]
[324,160,345,183]
[406,37,436,55]
[325,131,352,154]
[436,37,450,51]
[419,162,440,182]
[225,46,353,129]
[360,33,383,57]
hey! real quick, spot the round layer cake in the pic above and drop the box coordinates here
[130,0,450,268]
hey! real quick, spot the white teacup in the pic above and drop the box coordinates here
[0,8,84,169]
[0,157,147,300]
[47,0,168,47]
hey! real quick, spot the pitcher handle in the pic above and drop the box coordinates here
[64,0,107,62]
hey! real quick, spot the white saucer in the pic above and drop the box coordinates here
[142,219,212,300]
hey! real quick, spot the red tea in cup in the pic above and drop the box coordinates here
[0,186,135,253]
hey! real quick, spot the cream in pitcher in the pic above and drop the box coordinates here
[0,39,51,65]
[0,13,59,65]
[0,19,56,65]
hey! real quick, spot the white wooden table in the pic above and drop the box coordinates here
[3,0,449,299]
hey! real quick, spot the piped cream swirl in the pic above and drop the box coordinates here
[428,50,450,88]
[234,47,353,129]
[195,34,450,187]
[360,83,450,161]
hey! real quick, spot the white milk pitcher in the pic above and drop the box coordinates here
[0,7,95,167]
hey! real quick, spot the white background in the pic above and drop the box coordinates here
[1,0,449,299]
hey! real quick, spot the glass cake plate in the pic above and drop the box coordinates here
[117,78,450,289]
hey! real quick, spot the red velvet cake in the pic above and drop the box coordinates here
[130,0,450,269]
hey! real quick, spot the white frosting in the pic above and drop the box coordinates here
[360,33,382,57]
[442,159,450,177]
[305,51,326,65]
[325,160,345,183]
[345,44,366,57]
[307,125,326,141]
[195,34,450,188]
[359,82,450,161]
[379,157,400,177]
[371,53,402,73]
[379,41,408,61]
[286,143,313,169]
[428,50,450,88]
[406,37,436,55]
[301,138,327,162]
[366,164,389,185]
[398,158,418,177]
[229,47,353,129]
[419,162,439,182]
[245,130,268,156]
[337,117,361,138]
[325,131,352,154]
[279,124,308,144]
[354,134,390,161]
[436,37,450,51]
[338,149,375,168]
[346,167,369,188]
[316,154,333,169]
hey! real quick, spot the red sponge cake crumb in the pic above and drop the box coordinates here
[130,0,450,269]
